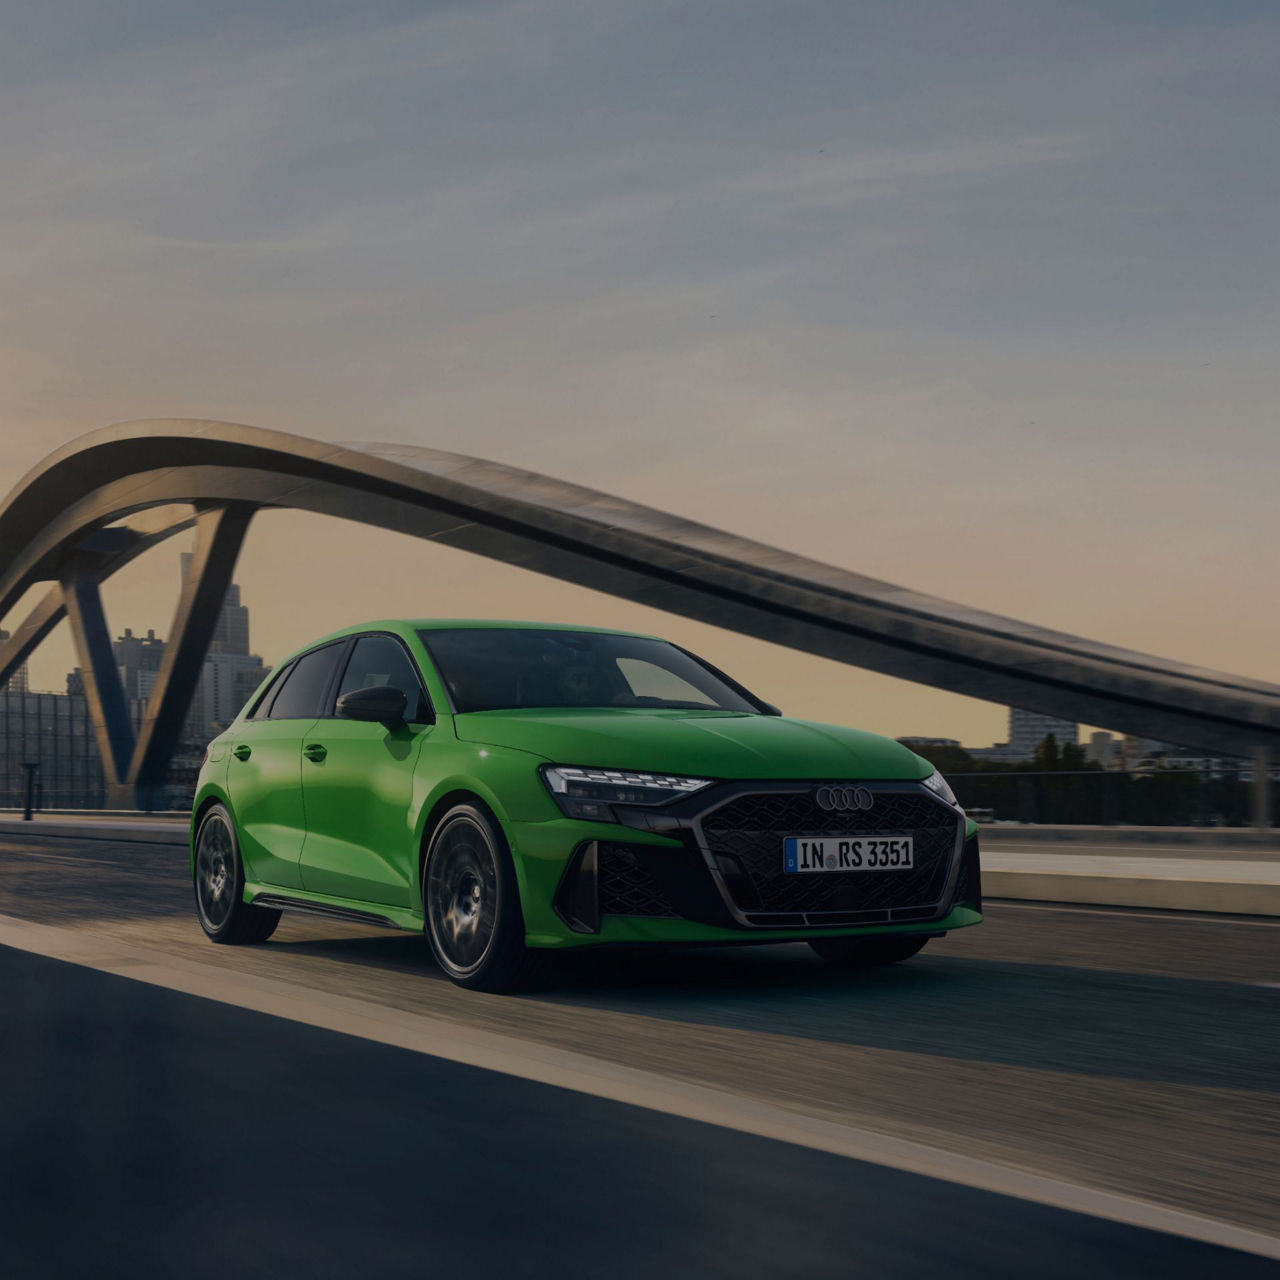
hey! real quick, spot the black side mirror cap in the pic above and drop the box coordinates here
[336,685,408,724]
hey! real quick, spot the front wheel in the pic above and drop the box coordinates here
[808,935,929,968]
[422,803,545,992]
[193,804,281,944]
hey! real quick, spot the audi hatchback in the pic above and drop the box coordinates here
[191,621,982,990]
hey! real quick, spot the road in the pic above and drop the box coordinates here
[0,830,1277,1276]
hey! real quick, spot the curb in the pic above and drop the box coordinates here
[0,819,188,846]
[980,824,1279,851]
[984,867,1280,917]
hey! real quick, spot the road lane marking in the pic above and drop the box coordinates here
[988,900,1280,928]
[1,912,1277,1261]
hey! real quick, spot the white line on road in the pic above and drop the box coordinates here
[0,912,1277,1261]
[988,900,1280,928]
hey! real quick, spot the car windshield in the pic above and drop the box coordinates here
[418,628,762,715]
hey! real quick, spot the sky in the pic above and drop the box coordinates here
[1,0,1277,746]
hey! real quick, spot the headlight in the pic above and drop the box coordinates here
[921,769,960,807]
[540,765,712,822]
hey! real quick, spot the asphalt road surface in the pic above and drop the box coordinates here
[0,831,1277,1277]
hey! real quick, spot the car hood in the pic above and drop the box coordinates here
[452,708,929,781]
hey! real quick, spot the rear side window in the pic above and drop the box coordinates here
[335,634,431,721]
[246,664,288,719]
[266,645,344,720]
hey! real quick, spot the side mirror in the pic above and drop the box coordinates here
[337,685,407,724]
[760,702,783,717]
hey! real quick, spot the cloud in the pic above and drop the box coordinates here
[1,0,1278,736]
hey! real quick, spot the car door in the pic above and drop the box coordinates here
[297,632,434,907]
[224,642,346,891]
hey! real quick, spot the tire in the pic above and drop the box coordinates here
[422,803,545,992]
[193,803,281,945]
[808,934,929,968]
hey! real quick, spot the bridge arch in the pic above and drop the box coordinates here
[1,419,1275,808]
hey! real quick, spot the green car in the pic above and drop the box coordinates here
[191,620,982,991]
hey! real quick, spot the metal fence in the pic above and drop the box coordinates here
[950,769,1277,827]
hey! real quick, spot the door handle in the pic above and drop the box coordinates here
[232,744,252,761]
[302,743,327,763]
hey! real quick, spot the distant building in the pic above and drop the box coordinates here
[194,651,270,738]
[966,707,1080,764]
[1085,731,1118,768]
[1007,707,1077,760]
[112,627,166,699]
[896,737,961,750]
[0,689,107,808]
[0,629,29,694]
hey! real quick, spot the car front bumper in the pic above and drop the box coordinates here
[509,780,983,950]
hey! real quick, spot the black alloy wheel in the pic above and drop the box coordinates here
[193,804,281,944]
[422,803,544,992]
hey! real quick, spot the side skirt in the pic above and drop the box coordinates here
[247,889,421,933]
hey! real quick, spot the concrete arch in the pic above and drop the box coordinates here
[1,419,1276,807]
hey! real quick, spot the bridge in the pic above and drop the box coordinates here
[1,418,1276,811]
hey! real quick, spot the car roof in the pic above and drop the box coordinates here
[411,619,659,636]
[298,619,665,649]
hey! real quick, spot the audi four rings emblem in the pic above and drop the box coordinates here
[814,785,875,812]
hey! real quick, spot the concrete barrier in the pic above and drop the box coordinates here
[983,852,1280,917]
[980,823,1280,851]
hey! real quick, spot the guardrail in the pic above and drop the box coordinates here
[950,769,1277,829]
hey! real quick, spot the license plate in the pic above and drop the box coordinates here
[783,836,914,873]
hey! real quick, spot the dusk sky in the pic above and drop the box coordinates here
[1,1,1277,745]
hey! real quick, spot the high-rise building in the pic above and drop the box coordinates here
[1007,707,1077,760]
[112,627,166,699]
[178,554,267,739]
[0,629,29,693]
[194,651,269,737]
[180,552,250,655]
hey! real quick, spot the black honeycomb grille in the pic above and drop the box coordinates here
[598,843,679,917]
[700,789,961,917]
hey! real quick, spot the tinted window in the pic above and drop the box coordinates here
[419,628,760,715]
[266,645,344,720]
[246,664,289,719]
[335,635,430,721]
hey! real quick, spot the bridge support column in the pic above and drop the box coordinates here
[61,568,136,807]
[1253,747,1272,831]
[130,504,254,810]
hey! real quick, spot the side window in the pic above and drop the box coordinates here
[335,635,430,721]
[266,645,344,721]
[247,663,289,719]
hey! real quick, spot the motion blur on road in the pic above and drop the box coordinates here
[1,825,1276,1278]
